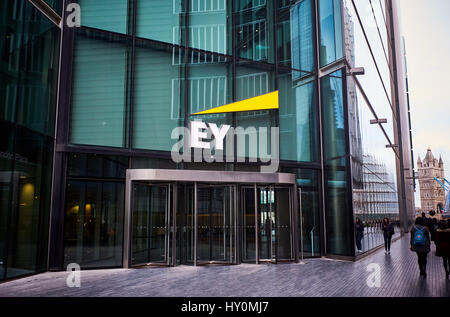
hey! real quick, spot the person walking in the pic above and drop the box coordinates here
[430,218,438,243]
[382,217,395,254]
[435,221,450,279]
[410,217,431,277]
[355,218,364,253]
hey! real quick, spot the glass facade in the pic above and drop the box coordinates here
[0,0,60,280]
[343,0,401,253]
[1,0,414,278]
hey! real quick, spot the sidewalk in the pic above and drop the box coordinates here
[0,235,448,297]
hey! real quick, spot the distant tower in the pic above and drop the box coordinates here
[417,148,445,214]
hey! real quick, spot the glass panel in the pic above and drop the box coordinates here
[242,187,256,261]
[279,77,318,162]
[197,186,232,263]
[321,69,345,166]
[300,188,320,257]
[348,75,399,254]
[233,0,274,63]
[78,0,129,34]
[325,169,352,256]
[0,1,60,280]
[281,167,321,258]
[136,0,186,45]
[70,30,130,148]
[235,63,276,161]
[6,128,53,279]
[1,1,60,136]
[44,0,62,14]
[344,0,393,140]
[131,184,168,265]
[318,0,343,67]
[67,153,127,179]
[258,186,274,260]
[289,0,314,78]
[187,1,229,55]
[64,181,124,268]
[0,124,14,280]
[275,187,291,260]
[177,183,195,264]
[133,41,185,151]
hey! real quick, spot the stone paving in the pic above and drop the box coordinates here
[0,235,449,297]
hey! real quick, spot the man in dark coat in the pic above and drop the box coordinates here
[355,218,364,253]
[435,221,450,279]
[410,217,431,277]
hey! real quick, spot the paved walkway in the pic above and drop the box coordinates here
[0,235,449,297]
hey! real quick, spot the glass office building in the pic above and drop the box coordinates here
[0,0,415,279]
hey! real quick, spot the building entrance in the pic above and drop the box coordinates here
[123,170,298,268]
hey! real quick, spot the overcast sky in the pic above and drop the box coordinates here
[398,0,450,206]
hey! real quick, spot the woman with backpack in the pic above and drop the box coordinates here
[435,221,450,279]
[410,217,431,277]
[382,217,395,254]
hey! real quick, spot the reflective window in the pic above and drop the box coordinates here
[67,153,128,179]
[321,69,346,166]
[78,0,129,34]
[325,169,352,256]
[233,0,274,62]
[290,0,314,78]
[235,62,276,160]
[133,40,186,151]
[0,0,59,281]
[281,167,321,258]
[64,181,124,268]
[279,77,318,162]
[70,30,130,148]
[318,0,343,67]
[44,0,62,14]
[136,0,186,45]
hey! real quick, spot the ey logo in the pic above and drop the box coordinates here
[192,90,279,115]
[171,90,280,173]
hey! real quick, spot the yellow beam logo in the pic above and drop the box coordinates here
[192,90,279,115]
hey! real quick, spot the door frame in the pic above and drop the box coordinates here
[123,169,297,268]
[129,182,172,267]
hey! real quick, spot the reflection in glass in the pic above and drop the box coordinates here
[233,0,274,62]
[131,184,168,265]
[78,0,129,34]
[258,187,274,260]
[197,186,233,263]
[64,181,124,268]
[321,70,345,166]
[290,0,314,78]
[70,30,130,148]
[242,187,256,262]
[177,184,195,264]
[279,77,317,162]
[275,187,291,260]
[0,0,59,280]
[318,0,343,67]
[133,41,185,151]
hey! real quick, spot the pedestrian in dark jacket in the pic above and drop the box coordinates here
[355,218,364,253]
[428,217,438,242]
[435,221,450,279]
[382,217,395,254]
[410,217,431,277]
